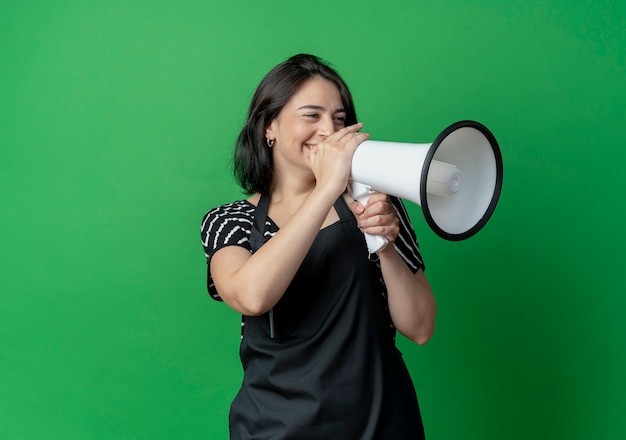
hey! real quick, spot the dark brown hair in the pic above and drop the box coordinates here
[233,54,358,194]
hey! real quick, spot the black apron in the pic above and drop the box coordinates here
[229,193,425,440]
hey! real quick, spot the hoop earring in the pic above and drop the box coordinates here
[266,138,275,148]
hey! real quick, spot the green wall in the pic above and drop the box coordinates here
[2,1,625,438]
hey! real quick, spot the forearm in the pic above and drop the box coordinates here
[214,187,338,315]
[378,246,436,345]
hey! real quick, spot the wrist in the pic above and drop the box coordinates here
[309,184,344,206]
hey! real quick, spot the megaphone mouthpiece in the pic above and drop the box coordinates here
[426,160,463,197]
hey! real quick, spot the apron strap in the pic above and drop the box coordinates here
[248,193,274,337]
[250,193,269,252]
[334,194,354,221]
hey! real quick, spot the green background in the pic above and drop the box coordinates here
[2,1,625,439]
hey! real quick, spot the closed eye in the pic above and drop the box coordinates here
[334,114,347,127]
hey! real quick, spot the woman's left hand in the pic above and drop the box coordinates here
[349,192,400,247]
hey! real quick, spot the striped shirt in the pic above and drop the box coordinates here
[200,197,424,301]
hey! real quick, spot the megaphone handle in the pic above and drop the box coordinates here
[364,231,389,256]
[348,182,389,255]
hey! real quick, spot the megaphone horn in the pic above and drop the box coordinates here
[349,120,504,254]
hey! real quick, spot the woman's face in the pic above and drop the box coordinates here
[265,76,347,178]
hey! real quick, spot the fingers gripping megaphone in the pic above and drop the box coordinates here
[348,120,504,254]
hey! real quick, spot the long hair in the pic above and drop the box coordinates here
[233,54,358,195]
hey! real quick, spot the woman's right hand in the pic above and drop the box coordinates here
[308,122,370,197]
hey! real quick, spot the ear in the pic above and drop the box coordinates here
[265,119,277,141]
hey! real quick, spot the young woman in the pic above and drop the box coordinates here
[200,54,436,439]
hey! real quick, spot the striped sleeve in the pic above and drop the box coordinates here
[200,201,255,300]
[390,197,425,273]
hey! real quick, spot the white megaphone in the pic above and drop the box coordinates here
[349,120,503,254]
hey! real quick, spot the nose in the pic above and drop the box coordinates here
[318,114,336,138]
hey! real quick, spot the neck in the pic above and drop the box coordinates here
[269,171,316,204]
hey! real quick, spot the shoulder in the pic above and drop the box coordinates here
[202,200,255,225]
[200,200,256,255]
